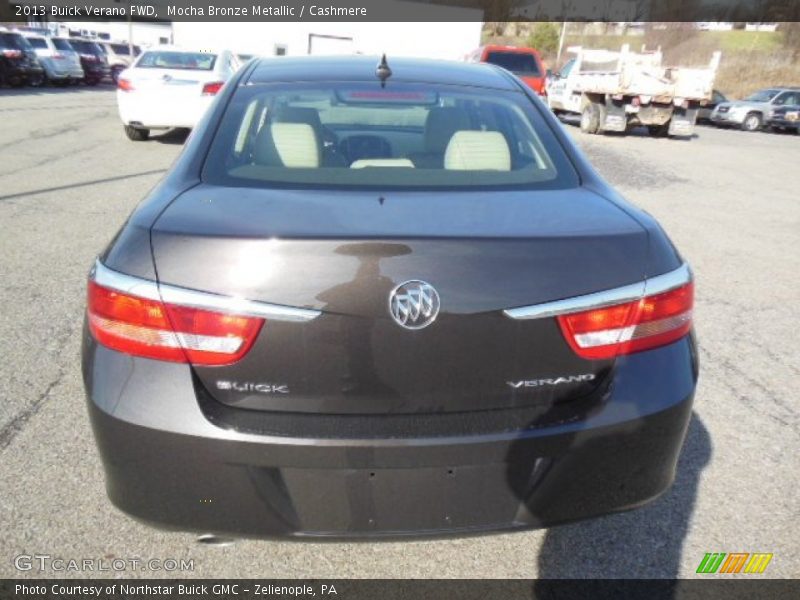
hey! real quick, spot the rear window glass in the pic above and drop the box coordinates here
[137,51,216,70]
[485,51,541,76]
[26,37,48,49]
[203,82,577,190]
[0,33,29,50]
[52,38,74,52]
[69,40,102,55]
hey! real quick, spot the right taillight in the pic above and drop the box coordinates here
[87,280,263,366]
[557,282,694,360]
[117,78,134,92]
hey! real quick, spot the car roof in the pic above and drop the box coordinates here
[247,55,518,90]
[143,45,223,54]
[481,44,541,54]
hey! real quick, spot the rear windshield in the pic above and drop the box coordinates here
[26,37,48,49]
[0,33,29,50]
[136,51,217,70]
[52,38,74,52]
[110,43,131,55]
[485,51,541,76]
[69,40,102,55]
[203,82,577,190]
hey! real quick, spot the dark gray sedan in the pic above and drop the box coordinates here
[82,56,697,539]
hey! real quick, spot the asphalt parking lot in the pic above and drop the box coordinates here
[0,87,797,579]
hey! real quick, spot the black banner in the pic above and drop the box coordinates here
[2,579,800,600]
[3,0,800,22]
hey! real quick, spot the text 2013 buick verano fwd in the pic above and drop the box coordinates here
[82,56,698,539]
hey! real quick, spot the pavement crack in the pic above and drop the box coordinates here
[0,369,65,452]
[0,324,77,452]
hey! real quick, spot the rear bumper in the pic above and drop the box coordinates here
[82,64,110,80]
[768,117,799,130]
[117,92,211,129]
[42,63,84,80]
[83,334,698,539]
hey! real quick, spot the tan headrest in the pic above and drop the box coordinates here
[444,131,511,171]
[271,122,320,168]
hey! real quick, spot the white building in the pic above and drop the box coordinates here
[50,20,171,46]
[171,20,482,60]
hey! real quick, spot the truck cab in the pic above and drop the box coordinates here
[467,45,546,95]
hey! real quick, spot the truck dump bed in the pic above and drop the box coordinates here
[571,44,721,102]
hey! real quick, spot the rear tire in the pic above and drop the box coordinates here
[741,112,762,132]
[580,103,600,134]
[124,125,149,141]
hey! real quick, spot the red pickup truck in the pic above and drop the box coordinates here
[466,45,547,94]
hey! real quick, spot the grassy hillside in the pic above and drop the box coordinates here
[483,25,800,99]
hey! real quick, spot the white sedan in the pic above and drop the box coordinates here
[116,47,240,141]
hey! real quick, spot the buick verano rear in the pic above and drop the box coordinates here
[83,56,698,539]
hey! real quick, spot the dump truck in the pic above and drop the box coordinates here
[546,44,721,138]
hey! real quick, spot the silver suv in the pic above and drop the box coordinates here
[711,87,800,132]
[21,33,84,84]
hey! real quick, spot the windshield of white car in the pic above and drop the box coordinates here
[136,51,217,71]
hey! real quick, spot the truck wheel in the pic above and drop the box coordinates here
[124,125,149,141]
[580,104,599,134]
[648,123,670,137]
[741,113,762,132]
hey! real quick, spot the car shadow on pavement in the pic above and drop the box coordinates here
[533,412,711,581]
[152,128,191,145]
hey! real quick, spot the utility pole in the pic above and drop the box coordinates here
[556,22,567,67]
[128,0,133,56]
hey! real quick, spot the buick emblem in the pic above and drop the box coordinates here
[389,280,440,330]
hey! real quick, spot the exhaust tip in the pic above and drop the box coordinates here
[196,534,236,547]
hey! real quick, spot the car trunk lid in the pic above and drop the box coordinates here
[151,185,648,415]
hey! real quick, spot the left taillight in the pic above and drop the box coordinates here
[87,280,263,366]
[557,282,694,360]
[117,78,134,91]
[201,81,224,96]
